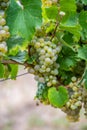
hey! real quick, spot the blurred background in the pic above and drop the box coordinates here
[0,67,87,130]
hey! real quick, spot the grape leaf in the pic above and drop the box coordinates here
[60,13,81,42]
[6,0,42,40]
[9,51,28,63]
[57,47,77,71]
[7,36,24,50]
[9,64,18,79]
[48,86,69,108]
[79,11,87,41]
[63,33,74,45]
[27,56,36,64]
[0,63,5,78]
[45,6,58,20]
[78,45,87,61]
[60,0,76,12]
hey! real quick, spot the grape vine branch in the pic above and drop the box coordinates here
[1,59,30,67]
[1,0,87,122]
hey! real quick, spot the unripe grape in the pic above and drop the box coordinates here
[71,77,77,82]
[52,57,57,62]
[47,82,52,87]
[66,102,71,107]
[71,105,77,110]
[28,68,35,74]
[34,75,39,81]
[34,65,40,71]
[39,77,45,83]
[53,69,59,75]
[0,30,6,36]
[52,79,57,85]
[49,75,53,79]
[44,46,48,51]
[72,86,78,91]
[0,18,6,25]
[46,68,51,72]
[56,46,62,53]
[45,58,51,64]
[75,101,82,107]
[39,38,44,43]
[35,42,41,48]
[40,49,45,55]
[3,25,9,31]
[51,44,56,49]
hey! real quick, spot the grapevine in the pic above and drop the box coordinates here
[1,0,87,122]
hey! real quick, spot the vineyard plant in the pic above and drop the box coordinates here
[1,0,87,122]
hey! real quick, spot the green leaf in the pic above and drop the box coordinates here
[81,0,87,5]
[79,11,87,42]
[45,6,58,19]
[27,56,36,64]
[10,64,18,79]
[60,0,76,12]
[7,36,24,50]
[58,47,77,71]
[48,86,69,108]
[78,45,87,61]
[0,63,5,78]
[58,71,73,85]
[63,33,74,45]
[9,51,28,63]
[6,0,42,40]
[4,65,11,79]
[60,13,81,41]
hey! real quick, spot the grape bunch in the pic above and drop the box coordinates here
[28,37,62,87]
[61,77,82,122]
[0,0,10,59]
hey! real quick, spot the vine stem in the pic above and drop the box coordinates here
[50,21,59,41]
[1,59,30,68]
